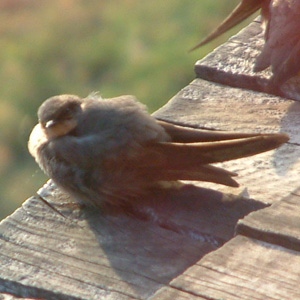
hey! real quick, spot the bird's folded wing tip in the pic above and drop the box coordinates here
[266,132,289,145]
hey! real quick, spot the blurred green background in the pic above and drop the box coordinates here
[0,0,248,220]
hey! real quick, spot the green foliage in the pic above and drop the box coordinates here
[0,0,241,219]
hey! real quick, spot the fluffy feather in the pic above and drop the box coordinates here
[29,94,289,207]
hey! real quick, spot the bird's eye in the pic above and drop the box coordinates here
[62,103,80,120]
[63,111,73,119]
[56,108,74,121]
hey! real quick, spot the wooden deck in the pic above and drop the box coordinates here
[1,19,300,299]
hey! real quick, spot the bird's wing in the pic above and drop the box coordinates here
[157,120,269,142]
[135,132,288,187]
[254,0,300,85]
[191,0,265,51]
[269,39,300,86]
[147,133,288,166]
[191,0,300,87]
[148,163,240,187]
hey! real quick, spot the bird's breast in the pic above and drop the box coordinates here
[28,124,49,160]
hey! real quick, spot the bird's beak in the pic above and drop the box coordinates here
[45,120,56,129]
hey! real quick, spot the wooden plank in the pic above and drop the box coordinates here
[0,180,265,300]
[159,235,300,300]
[237,187,300,251]
[151,287,206,300]
[194,19,268,93]
[154,78,300,204]
[0,292,40,300]
[194,18,300,101]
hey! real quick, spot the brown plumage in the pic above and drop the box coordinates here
[28,94,288,208]
[192,0,300,87]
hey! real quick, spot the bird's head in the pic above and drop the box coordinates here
[38,95,83,139]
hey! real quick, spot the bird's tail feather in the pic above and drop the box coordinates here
[139,133,288,187]
[156,164,239,187]
[151,133,288,166]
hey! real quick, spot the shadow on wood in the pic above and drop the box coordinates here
[0,180,266,299]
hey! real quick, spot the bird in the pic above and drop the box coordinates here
[28,93,289,209]
[192,0,300,90]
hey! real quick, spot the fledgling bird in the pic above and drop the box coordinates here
[28,94,288,208]
[192,0,300,89]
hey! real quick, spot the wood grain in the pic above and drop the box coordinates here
[0,181,264,299]
[162,236,300,300]
[237,187,300,251]
[194,19,269,93]
[195,18,300,101]
[154,78,299,205]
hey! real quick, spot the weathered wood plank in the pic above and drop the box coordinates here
[0,292,39,300]
[151,287,206,300]
[154,78,292,133]
[237,187,300,251]
[0,180,265,300]
[159,235,300,300]
[195,18,300,101]
[154,78,300,204]
[194,19,269,93]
